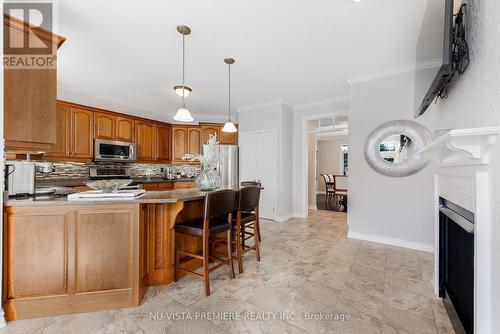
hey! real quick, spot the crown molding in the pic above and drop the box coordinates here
[236,99,285,113]
[345,58,442,85]
[293,95,350,111]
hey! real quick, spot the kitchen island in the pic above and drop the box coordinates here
[3,189,208,320]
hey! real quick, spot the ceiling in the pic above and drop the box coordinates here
[55,0,443,121]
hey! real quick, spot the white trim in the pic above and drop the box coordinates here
[236,99,284,113]
[345,58,442,85]
[293,95,350,111]
[475,171,491,334]
[348,231,434,253]
[308,205,317,211]
[292,212,307,219]
[301,111,348,219]
[274,213,294,223]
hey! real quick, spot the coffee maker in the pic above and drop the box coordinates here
[5,161,36,196]
[5,161,53,197]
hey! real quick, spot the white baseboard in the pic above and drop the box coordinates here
[274,213,294,223]
[348,231,434,253]
[293,212,307,219]
[308,205,317,210]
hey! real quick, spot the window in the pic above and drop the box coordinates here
[341,144,348,175]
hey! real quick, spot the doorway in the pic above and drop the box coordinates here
[306,117,349,212]
[239,129,277,220]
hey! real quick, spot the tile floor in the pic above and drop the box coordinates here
[1,210,455,334]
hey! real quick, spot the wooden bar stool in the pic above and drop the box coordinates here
[233,186,261,274]
[240,181,262,242]
[174,189,237,296]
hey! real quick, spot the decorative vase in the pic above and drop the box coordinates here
[196,165,221,191]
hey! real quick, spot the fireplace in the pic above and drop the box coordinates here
[439,197,474,334]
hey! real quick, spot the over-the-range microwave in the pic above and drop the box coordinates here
[94,139,137,162]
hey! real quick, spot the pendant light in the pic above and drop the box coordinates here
[173,25,194,122]
[221,58,237,133]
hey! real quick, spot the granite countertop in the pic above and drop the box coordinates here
[36,177,196,187]
[5,188,206,207]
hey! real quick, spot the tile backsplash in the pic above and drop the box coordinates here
[35,161,200,181]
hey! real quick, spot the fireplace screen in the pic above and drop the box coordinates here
[439,197,474,334]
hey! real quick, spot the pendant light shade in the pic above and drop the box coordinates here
[222,58,237,133]
[173,25,194,122]
[221,121,237,133]
[174,85,192,97]
[173,107,194,122]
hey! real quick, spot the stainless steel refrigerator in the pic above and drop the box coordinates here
[203,144,239,190]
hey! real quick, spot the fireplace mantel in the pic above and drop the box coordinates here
[419,127,500,166]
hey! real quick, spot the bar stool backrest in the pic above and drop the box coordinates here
[204,189,238,220]
[238,186,261,212]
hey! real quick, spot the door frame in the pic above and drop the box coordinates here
[239,128,278,220]
[301,111,348,217]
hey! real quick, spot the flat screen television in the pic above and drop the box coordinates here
[414,0,462,117]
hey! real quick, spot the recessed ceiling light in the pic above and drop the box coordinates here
[353,0,363,2]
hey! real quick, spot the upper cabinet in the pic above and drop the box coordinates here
[116,117,135,142]
[200,123,238,145]
[135,121,157,162]
[4,15,66,151]
[95,112,136,143]
[156,124,172,162]
[47,102,93,160]
[71,108,94,159]
[94,112,115,140]
[171,126,201,163]
[200,124,221,145]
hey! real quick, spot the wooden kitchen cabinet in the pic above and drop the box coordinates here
[71,107,94,159]
[172,126,201,163]
[172,127,188,162]
[94,112,115,140]
[136,121,156,161]
[3,204,140,320]
[46,103,93,160]
[200,123,221,145]
[46,103,71,158]
[188,128,201,155]
[156,124,172,162]
[115,116,135,142]
[4,16,66,151]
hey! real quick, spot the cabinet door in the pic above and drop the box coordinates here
[187,128,201,155]
[71,108,94,159]
[46,103,71,158]
[201,126,221,145]
[172,127,188,162]
[136,121,156,161]
[94,112,115,140]
[156,125,171,161]
[115,116,135,142]
[6,206,72,298]
[219,125,238,145]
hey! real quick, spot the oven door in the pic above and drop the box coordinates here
[94,139,137,162]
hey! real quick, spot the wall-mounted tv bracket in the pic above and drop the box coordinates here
[436,4,469,102]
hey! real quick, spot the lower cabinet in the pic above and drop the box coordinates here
[3,204,140,320]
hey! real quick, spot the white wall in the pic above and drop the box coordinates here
[425,0,500,328]
[238,101,294,220]
[348,71,438,249]
[292,99,349,216]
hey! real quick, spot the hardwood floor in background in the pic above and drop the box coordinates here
[0,210,454,334]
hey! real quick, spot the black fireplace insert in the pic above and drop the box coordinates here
[439,197,474,334]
